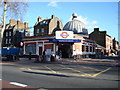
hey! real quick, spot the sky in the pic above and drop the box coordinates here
[5,1,119,42]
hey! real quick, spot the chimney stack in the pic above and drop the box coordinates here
[24,21,28,28]
[94,28,99,32]
[51,15,54,19]
[38,16,42,22]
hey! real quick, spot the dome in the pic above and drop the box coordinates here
[63,13,88,34]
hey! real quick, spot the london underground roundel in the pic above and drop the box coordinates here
[60,32,69,38]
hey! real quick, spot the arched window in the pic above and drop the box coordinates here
[25,44,36,54]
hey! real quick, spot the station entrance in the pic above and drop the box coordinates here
[58,43,73,58]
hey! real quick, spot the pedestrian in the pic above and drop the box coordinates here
[29,52,32,60]
[42,50,46,62]
[73,50,77,60]
[59,50,62,59]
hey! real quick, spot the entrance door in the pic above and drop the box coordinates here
[39,47,42,55]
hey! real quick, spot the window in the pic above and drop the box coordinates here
[82,45,85,52]
[93,47,95,52]
[9,32,11,36]
[90,46,92,52]
[6,32,8,37]
[41,28,44,32]
[46,21,48,24]
[25,44,36,54]
[40,22,42,25]
[6,39,8,44]
[86,46,89,52]
[9,38,11,44]
[37,29,39,33]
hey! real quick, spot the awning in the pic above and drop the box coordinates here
[49,39,81,42]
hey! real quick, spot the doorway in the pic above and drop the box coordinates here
[58,43,73,58]
[39,47,42,55]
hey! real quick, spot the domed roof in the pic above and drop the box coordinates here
[63,13,88,34]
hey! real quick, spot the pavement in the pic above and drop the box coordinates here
[2,56,119,67]
[57,58,119,66]
[1,79,37,90]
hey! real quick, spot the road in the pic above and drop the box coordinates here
[1,58,120,89]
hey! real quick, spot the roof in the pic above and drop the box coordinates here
[96,44,105,49]
[23,35,55,41]
[63,13,88,34]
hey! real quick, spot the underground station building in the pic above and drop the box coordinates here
[23,13,96,58]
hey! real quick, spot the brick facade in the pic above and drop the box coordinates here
[89,28,114,56]
[34,15,63,36]
[2,19,30,47]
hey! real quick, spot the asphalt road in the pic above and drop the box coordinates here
[1,59,120,89]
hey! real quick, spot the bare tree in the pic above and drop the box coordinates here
[0,0,28,59]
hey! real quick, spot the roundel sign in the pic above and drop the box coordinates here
[56,31,73,39]
[60,32,69,38]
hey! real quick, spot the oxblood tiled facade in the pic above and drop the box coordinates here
[23,33,96,58]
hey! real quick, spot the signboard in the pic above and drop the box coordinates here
[49,39,81,42]
[56,31,73,39]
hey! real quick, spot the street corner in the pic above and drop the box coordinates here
[1,79,37,90]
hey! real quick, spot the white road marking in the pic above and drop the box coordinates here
[10,82,28,87]
[38,88,48,90]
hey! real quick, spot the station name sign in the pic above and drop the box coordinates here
[49,39,81,43]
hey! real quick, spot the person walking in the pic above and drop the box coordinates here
[42,50,46,63]
[29,52,32,60]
